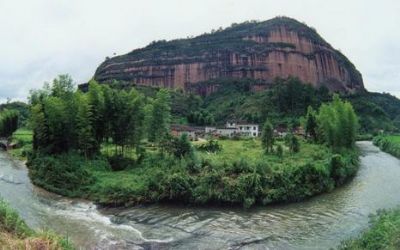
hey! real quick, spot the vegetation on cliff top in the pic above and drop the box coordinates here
[96,16,362,85]
[124,17,329,60]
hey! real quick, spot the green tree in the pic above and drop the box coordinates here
[166,133,193,158]
[87,80,106,152]
[29,75,78,154]
[106,89,145,156]
[305,106,317,141]
[261,120,274,153]
[0,110,19,138]
[317,95,358,150]
[148,89,171,143]
[50,74,75,99]
[31,103,48,152]
[289,135,300,153]
[75,93,95,157]
[276,144,283,158]
[42,97,70,154]
[125,90,145,156]
[344,102,358,148]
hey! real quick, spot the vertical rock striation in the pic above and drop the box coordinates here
[94,17,364,93]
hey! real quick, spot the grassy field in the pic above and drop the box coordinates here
[386,135,400,144]
[9,128,33,160]
[373,135,400,158]
[85,138,358,207]
[383,135,400,143]
[195,139,331,167]
[339,208,400,250]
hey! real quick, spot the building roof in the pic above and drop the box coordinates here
[171,124,203,132]
[216,127,237,130]
[226,121,259,126]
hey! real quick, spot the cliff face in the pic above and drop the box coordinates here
[94,17,364,93]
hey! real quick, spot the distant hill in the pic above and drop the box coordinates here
[88,16,400,133]
[93,17,364,94]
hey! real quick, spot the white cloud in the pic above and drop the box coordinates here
[0,0,399,102]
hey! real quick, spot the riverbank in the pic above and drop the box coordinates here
[373,135,400,158]
[23,136,359,208]
[0,199,73,249]
[9,128,360,209]
[339,208,400,249]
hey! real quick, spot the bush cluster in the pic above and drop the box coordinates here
[196,139,222,153]
[373,135,400,158]
[28,153,96,197]
[68,148,359,208]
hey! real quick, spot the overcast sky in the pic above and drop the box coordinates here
[0,0,399,103]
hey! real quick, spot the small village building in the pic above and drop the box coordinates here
[274,126,288,138]
[171,124,203,140]
[236,123,259,137]
[273,126,305,138]
[205,122,259,138]
[294,127,306,137]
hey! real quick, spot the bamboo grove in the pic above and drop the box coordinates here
[30,75,171,158]
[0,109,19,138]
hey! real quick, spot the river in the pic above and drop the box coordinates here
[0,141,399,249]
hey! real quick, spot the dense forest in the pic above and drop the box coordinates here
[103,77,400,134]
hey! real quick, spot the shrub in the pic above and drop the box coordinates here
[196,139,222,153]
[0,199,33,238]
[276,144,283,158]
[107,155,135,171]
[330,152,359,185]
[28,153,95,197]
[226,159,253,175]
[164,134,194,158]
[161,173,193,201]
[192,169,222,204]
[373,135,400,158]
[289,135,300,153]
[330,154,345,183]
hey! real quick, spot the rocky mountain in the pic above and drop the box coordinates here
[93,17,364,94]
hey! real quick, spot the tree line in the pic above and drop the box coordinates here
[261,94,358,155]
[0,110,19,138]
[307,94,358,150]
[30,75,171,158]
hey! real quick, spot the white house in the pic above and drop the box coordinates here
[235,123,259,137]
[205,126,236,137]
[205,122,259,138]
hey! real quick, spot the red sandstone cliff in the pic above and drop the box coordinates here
[94,17,364,93]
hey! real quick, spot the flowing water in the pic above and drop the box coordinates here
[0,141,400,249]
